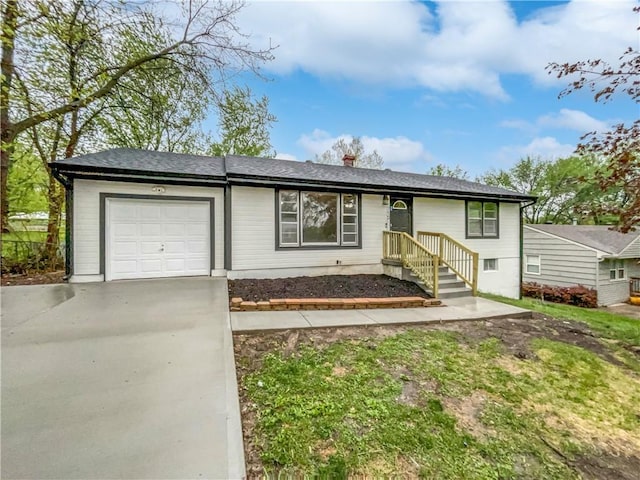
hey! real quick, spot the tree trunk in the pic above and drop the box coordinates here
[1,0,18,234]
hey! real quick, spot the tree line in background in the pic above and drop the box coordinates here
[1,1,637,261]
[1,0,276,253]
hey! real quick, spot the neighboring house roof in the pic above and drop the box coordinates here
[525,224,640,256]
[51,148,535,201]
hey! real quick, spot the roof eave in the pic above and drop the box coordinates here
[51,163,226,184]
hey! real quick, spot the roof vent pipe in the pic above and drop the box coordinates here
[342,154,356,167]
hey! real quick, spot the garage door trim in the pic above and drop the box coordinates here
[99,193,215,279]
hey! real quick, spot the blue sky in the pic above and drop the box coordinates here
[204,0,639,176]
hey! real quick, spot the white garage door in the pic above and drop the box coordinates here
[107,198,210,281]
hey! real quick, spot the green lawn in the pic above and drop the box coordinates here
[483,293,640,347]
[238,321,640,478]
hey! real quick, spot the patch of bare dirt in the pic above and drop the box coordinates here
[442,391,494,440]
[1,270,65,286]
[228,274,429,302]
[573,452,640,480]
[439,313,627,367]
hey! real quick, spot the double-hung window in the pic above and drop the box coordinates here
[525,255,541,274]
[609,259,625,280]
[278,190,359,248]
[466,201,498,238]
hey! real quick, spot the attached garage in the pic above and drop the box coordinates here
[50,149,226,283]
[105,196,213,281]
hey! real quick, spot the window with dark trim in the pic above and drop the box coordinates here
[466,201,499,238]
[277,190,360,248]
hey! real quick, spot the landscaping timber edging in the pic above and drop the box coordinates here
[230,296,442,311]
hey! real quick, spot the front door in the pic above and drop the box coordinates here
[389,197,412,235]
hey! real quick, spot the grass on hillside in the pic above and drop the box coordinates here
[482,293,640,347]
[240,328,640,478]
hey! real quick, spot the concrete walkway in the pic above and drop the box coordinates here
[231,296,531,332]
[1,277,244,480]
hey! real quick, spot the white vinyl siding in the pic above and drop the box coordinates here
[232,186,385,275]
[73,179,224,279]
[413,198,521,298]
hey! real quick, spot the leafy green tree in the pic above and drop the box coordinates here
[426,163,469,180]
[96,38,212,154]
[1,0,274,236]
[479,156,610,225]
[7,145,47,215]
[315,137,383,169]
[209,86,277,157]
[547,6,639,231]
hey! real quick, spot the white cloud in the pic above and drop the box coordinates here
[501,108,610,135]
[297,129,432,172]
[496,136,575,164]
[238,0,637,99]
[538,108,609,133]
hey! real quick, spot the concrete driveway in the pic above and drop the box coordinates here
[1,277,244,480]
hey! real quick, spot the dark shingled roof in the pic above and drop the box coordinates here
[52,148,534,200]
[527,224,639,254]
[224,155,528,199]
[53,148,226,178]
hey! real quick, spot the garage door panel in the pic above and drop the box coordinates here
[186,258,208,271]
[165,258,186,272]
[186,205,209,220]
[140,241,163,254]
[139,205,162,219]
[187,240,207,254]
[111,260,138,275]
[141,259,163,273]
[163,223,186,236]
[110,203,137,220]
[186,223,207,236]
[164,241,186,254]
[107,198,211,281]
[140,223,162,237]
[164,205,190,219]
[113,223,137,237]
[112,241,137,256]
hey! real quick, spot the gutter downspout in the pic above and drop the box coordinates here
[51,169,73,280]
[519,199,537,299]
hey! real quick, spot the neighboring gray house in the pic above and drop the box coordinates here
[523,224,640,306]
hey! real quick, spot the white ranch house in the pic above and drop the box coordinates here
[523,224,640,306]
[51,149,535,299]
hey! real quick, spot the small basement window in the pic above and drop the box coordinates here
[483,258,498,271]
[525,255,540,274]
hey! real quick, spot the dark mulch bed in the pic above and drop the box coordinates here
[228,274,429,302]
[1,270,65,286]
